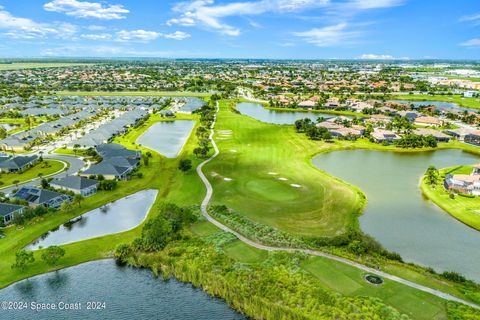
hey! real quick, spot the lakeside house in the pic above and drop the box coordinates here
[444,128,475,142]
[0,203,25,225]
[444,165,480,196]
[412,128,451,142]
[298,100,316,109]
[0,155,39,173]
[50,176,98,197]
[464,131,480,146]
[13,187,72,209]
[371,129,400,143]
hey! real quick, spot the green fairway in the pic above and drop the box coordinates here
[205,100,362,237]
[421,165,480,231]
[302,257,448,320]
[392,94,480,110]
[0,160,66,189]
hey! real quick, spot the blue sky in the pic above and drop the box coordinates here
[0,0,478,59]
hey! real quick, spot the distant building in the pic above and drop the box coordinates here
[464,131,480,146]
[414,116,443,127]
[464,91,478,98]
[412,128,451,142]
[371,129,400,143]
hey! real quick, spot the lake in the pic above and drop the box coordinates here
[27,189,158,250]
[313,149,480,281]
[236,102,336,124]
[137,121,195,158]
[389,100,476,113]
[0,259,246,320]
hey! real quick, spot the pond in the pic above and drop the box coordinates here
[137,121,195,158]
[388,100,476,113]
[0,259,246,320]
[27,189,158,250]
[313,149,480,281]
[236,102,337,125]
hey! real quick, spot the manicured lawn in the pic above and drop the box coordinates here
[392,94,480,110]
[55,91,211,97]
[0,160,66,189]
[205,100,361,237]
[302,257,448,320]
[190,221,221,237]
[421,165,480,231]
[53,148,91,157]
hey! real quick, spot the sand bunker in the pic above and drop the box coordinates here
[290,184,302,188]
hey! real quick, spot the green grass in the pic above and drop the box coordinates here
[421,165,480,231]
[54,91,211,97]
[302,257,448,320]
[205,100,361,237]
[53,148,91,157]
[223,240,268,263]
[0,63,91,70]
[392,94,480,110]
[0,160,65,188]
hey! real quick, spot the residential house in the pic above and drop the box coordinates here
[0,155,38,173]
[414,116,443,127]
[298,100,316,109]
[412,128,451,142]
[0,203,25,225]
[444,165,480,196]
[13,187,72,209]
[50,176,98,197]
[465,131,480,146]
[371,129,400,143]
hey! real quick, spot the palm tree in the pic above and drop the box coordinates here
[73,194,84,208]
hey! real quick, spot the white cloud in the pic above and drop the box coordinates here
[0,6,78,39]
[81,33,112,40]
[167,0,330,36]
[359,54,395,59]
[460,13,480,22]
[460,38,480,47]
[114,30,191,42]
[116,29,161,42]
[292,23,360,47]
[346,0,405,10]
[44,0,129,20]
[163,31,191,40]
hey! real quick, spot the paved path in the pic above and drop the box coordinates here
[196,101,480,310]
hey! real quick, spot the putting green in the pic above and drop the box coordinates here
[243,178,301,202]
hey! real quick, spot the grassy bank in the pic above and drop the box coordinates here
[421,165,480,231]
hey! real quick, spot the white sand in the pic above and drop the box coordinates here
[278,177,288,181]
[224,177,233,181]
[290,184,302,188]
[268,172,278,175]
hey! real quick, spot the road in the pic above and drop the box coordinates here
[196,101,480,310]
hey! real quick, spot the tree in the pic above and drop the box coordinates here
[0,127,6,139]
[425,166,439,186]
[143,156,149,166]
[41,246,65,266]
[73,194,84,208]
[178,159,192,172]
[73,144,80,156]
[25,116,36,129]
[12,180,20,188]
[59,200,73,213]
[41,178,49,189]
[11,250,35,270]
